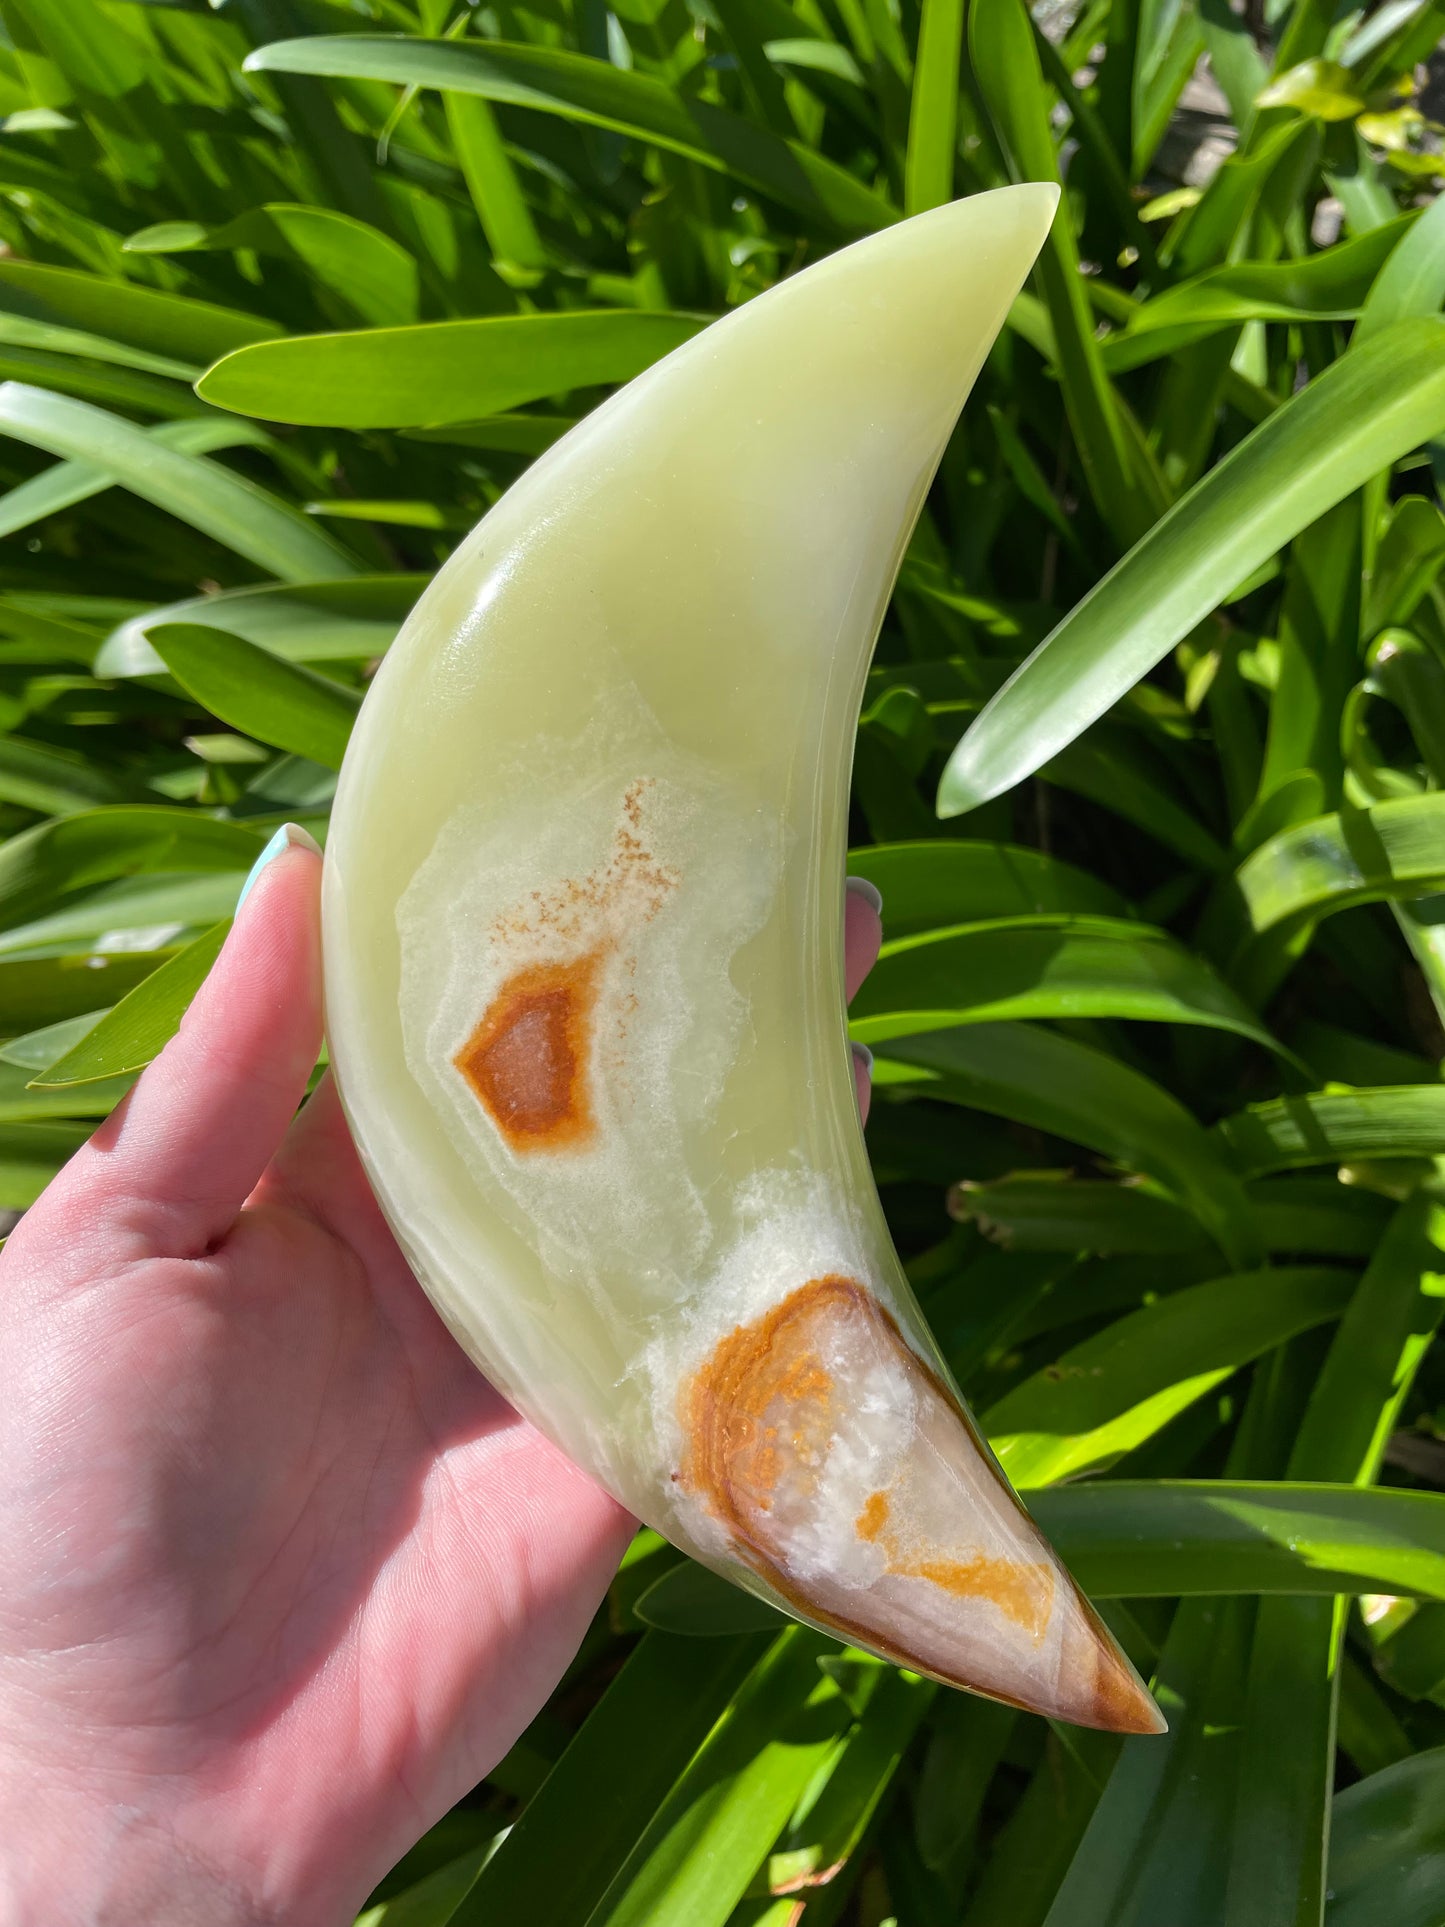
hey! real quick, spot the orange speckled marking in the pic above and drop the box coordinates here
[454,951,604,1151]
[681,1275,1052,1640]
[853,1488,1052,1639]
[907,1556,1051,1638]
[855,1489,890,1543]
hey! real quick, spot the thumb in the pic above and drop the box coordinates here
[32,825,325,1261]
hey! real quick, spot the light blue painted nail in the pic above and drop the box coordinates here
[236,823,319,913]
[851,1041,874,1077]
[845,875,883,918]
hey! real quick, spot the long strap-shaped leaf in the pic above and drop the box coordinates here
[938,317,1445,817]
[877,1021,1263,1266]
[1218,1086,1445,1177]
[1204,784,1445,1009]
[30,922,231,1089]
[197,311,708,430]
[969,0,1157,548]
[0,808,267,931]
[1226,1189,1445,1927]
[243,36,898,236]
[0,417,273,541]
[148,622,360,770]
[1035,1480,1445,1602]
[0,257,280,362]
[0,384,358,582]
[985,1266,1355,1487]
[1327,1746,1445,1927]
[850,914,1288,1057]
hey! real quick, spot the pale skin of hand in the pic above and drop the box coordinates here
[0,835,883,1927]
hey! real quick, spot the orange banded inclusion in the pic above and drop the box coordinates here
[453,951,606,1153]
[681,1276,1050,1635]
[853,1488,1053,1640]
[680,1274,1160,1730]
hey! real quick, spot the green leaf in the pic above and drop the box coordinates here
[0,311,202,382]
[402,415,575,456]
[1257,58,1366,121]
[587,1630,853,1927]
[0,384,359,582]
[876,1023,1263,1266]
[0,948,189,1029]
[1226,1189,1445,1927]
[173,205,421,330]
[0,807,265,931]
[0,1119,91,1206]
[903,0,965,214]
[952,1172,1389,1259]
[634,1561,789,1636]
[969,0,1154,547]
[0,416,274,541]
[1355,188,1445,344]
[147,622,360,769]
[849,914,1287,1055]
[30,921,229,1087]
[1327,1747,1445,1927]
[449,1632,771,1927]
[984,1266,1353,1486]
[197,310,708,430]
[123,222,211,255]
[227,0,393,233]
[0,735,129,813]
[0,1054,132,1121]
[616,1481,1445,1615]
[915,1693,1016,1877]
[1040,1593,1250,1927]
[4,0,148,97]
[0,343,210,418]
[1365,505,1445,633]
[760,1662,933,1897]
[1103,216,1416,370]
[0,258,280,362]
[1047,728,1232,873]
[1221,793,1445,960]
[0,874,244,961]
[95,577,423,680]
[952,1172,1211,1256]
[847,838,1129,932]
[356,1843,501,1927]
[243,37,898,237]
[1037,1480,1445,1602]
[445,90,547,272]
[1217,1086,1445,1176]
[0,1010,107,1071]
[939,319,1445,816]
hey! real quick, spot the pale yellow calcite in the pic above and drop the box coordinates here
[322,186,1164,1733]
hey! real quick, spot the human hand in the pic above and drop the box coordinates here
[0,830,883,1926]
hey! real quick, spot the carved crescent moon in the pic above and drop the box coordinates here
[323,184,1165,1734]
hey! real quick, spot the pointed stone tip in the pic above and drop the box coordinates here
[1095,1669,1169,1736]
[1060,1607,1168,1735]
[673,1272,1172,1735]
[998,178,1062,232]
[907,181,1060,269]
[933,180,1060,250]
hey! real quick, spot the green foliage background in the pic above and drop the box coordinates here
[1,0,1445,1920]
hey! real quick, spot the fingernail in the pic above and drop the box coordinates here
[851,1041,874,1078]
[846,875,883,918]
[237,822,322,913]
